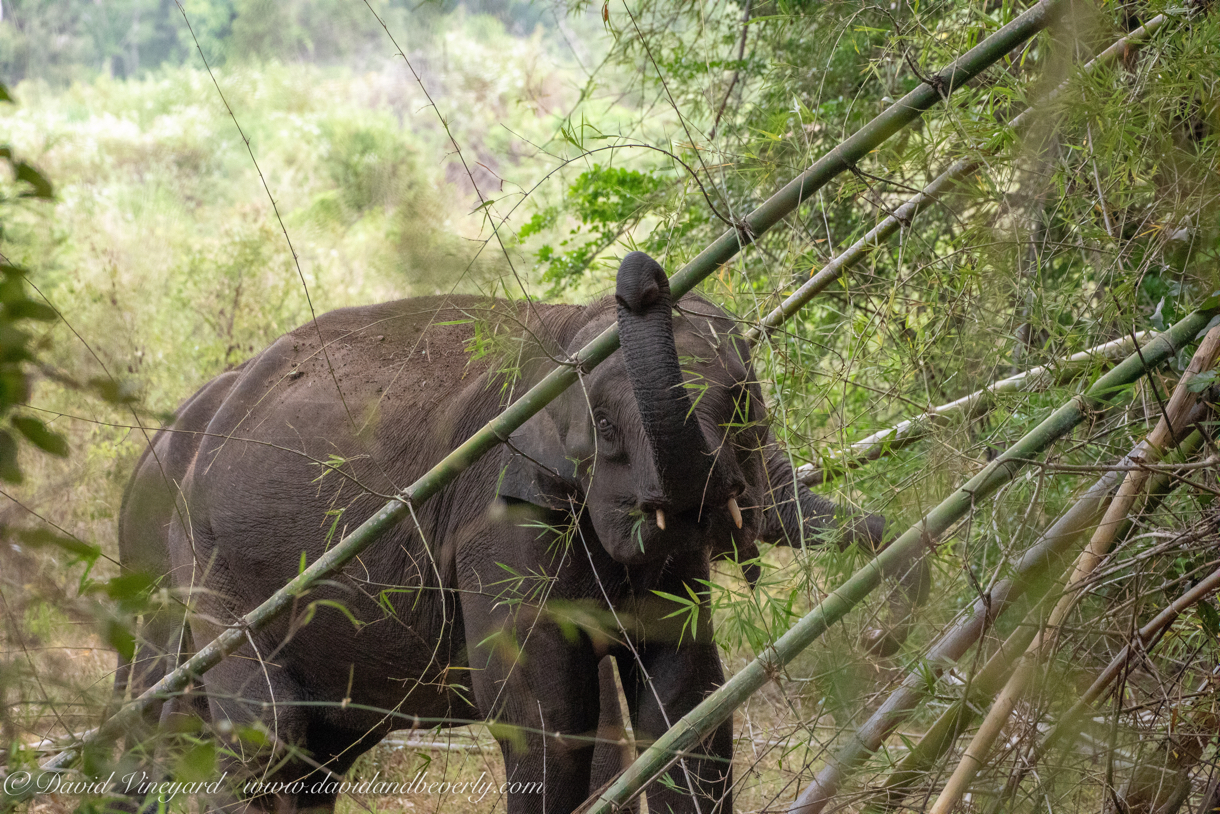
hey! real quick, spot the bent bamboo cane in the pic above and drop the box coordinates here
[985,559,1220,814]
[786,317,1218,814]
[798,333,1155,486]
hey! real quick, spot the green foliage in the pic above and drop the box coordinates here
[0,86,68,484]
[652,581,704,646]
[521,164,667,292]
[1,0,185,83]
[0,0,562,84]
[227,0,392,64]
[176,0,237,65]
[319,116,423,216]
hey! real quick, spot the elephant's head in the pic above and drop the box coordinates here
[502,252,780,565]
[498,252,927,649]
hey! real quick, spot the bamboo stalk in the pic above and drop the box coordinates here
[861,594,1060,813]
[929,641,1038,814]
[780,8,1176,487]
[1054,327,1220,628]
[1,0,1068,802]
[783,314,1219,814]
[857,421,1208,814]
[925,327,1220,814]
[682,0,1065,301]
[791,471,1120,814]
[747,10,1171,348]
[798,333,1154,486]
[588,306,1216,814]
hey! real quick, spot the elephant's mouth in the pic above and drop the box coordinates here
[603,496,757,565]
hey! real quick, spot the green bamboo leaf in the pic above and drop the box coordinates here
[14,162,53,199]
[5,299,58,322]
[1198,291,1220,312]
[15,528,100,561]
[236,725,269,747]
[12,416,68,457]
[304,599,365,630]
[88,376,138,405]
[103,617,136,662]
[1197,600,1220,638]
[176,740,217,783]
[1188,370,1218,393]
[0,430,22,483]
[102,572,157,603]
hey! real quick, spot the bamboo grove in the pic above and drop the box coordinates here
[1,0,1218,813]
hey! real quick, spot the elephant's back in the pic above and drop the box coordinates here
[195,296,506,454]
[173,294,582,595]
[117,295,589,725]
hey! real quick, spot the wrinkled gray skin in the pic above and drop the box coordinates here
[117,253,903,814]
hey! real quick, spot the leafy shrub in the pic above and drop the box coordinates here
[0,86,67,482]
[520,164,667,292]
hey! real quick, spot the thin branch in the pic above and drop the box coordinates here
[797,333,1156,485]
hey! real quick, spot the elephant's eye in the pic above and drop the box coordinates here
[596,415,615,438]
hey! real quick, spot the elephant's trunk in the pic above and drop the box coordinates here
[615,252,713,511]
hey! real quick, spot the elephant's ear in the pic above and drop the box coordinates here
[497,410,582,511]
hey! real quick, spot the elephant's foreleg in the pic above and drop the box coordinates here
[470,622,603,814]
[618,641,733,814]
[460,555,604,810]
[617,558,733,814]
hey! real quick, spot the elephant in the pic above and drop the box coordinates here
[115,252,913,814]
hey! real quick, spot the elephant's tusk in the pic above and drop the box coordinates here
[656,509,666,531]
[727,497,743,529]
